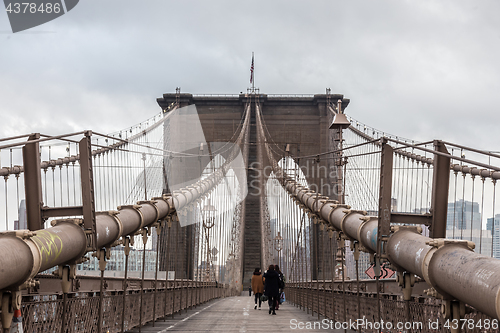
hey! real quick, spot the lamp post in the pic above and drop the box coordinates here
[211,246,218,281]
[274,231,283,267]
[329,98,351,315]
[228,250,235,290]
[202,200,216,281]
[329,99,350,203]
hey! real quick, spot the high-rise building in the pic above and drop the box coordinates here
[491,214,500,259]
[446,228,492,256]
[14,200,27,230]
[447,200,480,230]
[78,246,158,272]
[391,198,398,212]
[487,217,495,237]
[345,242,372,280]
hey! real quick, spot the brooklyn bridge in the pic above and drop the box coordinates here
[1,90,499,333]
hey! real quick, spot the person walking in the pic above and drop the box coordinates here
[263,265,280,315]
[251,268,264,309]
[274,265,285,310]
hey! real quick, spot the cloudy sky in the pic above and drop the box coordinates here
[1,0,500,151]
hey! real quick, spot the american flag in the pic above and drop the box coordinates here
[250,54,254,84]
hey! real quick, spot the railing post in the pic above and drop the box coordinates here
[339,235,346,322]
[1,291,21,333]
[121,237,130,333]
[22,133,43,231]
[164,216,172,319]
[153,222,162,326]
[328,228,335,323]
[139,228,149,333]
[96,249,107,333]
[60,265,73,333]
[430,140,450,238]
[171,215,179,317]
[354,241,361,324]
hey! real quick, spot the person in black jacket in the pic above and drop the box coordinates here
[263,264,280,315]
[274,265,284,310]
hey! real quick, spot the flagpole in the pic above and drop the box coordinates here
[252,52,255,92]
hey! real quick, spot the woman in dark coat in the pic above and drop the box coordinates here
[263,264,280,315]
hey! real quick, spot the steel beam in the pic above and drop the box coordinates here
[41,206,84,219]
[22,133,43,231]
[378,138,393,238]
[430,140,450,238]
[79,131,97,250]
[390,212,432,226]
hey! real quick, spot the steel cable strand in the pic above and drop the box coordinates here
[343,149,379,210]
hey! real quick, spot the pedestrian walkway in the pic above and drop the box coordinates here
[128,295,351,332]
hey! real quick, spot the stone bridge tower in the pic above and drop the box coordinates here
[157,92,349,288]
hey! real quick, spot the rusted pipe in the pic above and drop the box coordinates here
[0,223,86,290]
[358,217,378,252]
[116,206,143,236]
[0,235,34,289]
[387,229,500,319]
[30,222,87,272]
[426,243,500,319]
[386,229,432,279]
[95,213,122,248]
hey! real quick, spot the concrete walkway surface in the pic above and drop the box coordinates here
[127,295,354,332]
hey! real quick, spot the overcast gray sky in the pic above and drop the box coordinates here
[1,0,500,151]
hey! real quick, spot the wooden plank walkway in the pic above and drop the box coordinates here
[127,295,354,332]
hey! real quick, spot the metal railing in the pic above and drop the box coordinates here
[286,281,497,333]
[21,274,235,332]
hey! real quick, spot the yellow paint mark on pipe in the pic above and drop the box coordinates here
[32,230,64,265]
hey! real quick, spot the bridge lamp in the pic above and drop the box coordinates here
[201,199,216,229]
[329,99,350,130]
[201,200,217,281]
[329,99,350,204]
[274,232,283,266]
[274,232,283,251]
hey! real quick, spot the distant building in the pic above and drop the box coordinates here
[345,244,372,280]
[364,197,396,215]
[447,200,480,230]
[78,246,158,272]
[446,228,492,256]
[487,217,495,236]
[14,200,27,230]
[413,207,430,214]
[151,227,158,251]
[491,214,500,259]
[391,198,398,212]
